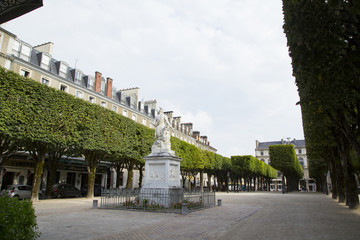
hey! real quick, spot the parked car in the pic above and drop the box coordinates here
[81,184,102,196]
[51,184,81,198]
[1,184,32,199]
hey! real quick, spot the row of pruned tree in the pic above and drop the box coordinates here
[0,67,154,200]
[231,155,278,192]
[0,67,278,201]
[283,0,360,208]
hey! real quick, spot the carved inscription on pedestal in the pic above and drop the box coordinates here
[169,164,178,181]
[148,163,165,181]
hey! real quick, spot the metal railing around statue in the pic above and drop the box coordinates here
[100,188,216,214]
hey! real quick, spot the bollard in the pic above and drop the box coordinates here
[93,199,98,209]
[181,202,188,215]
[218,199,222,206]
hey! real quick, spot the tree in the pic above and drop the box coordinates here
[0,68,24,168]
[269,145,303,192]
[283,0,360,208]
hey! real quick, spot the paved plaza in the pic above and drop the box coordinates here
[33,192,360,240]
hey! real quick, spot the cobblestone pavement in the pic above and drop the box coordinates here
[33,192,360,240]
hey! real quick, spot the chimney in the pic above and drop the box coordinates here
[106,77,113,98]
[192,131,200,141]
[95,71,102,93]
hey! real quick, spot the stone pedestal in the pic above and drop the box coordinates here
[142,154,182,189]
[140,153,183,207]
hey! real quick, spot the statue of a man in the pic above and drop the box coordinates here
[152,108,173,154]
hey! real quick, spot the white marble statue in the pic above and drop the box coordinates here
[151,108,174,155]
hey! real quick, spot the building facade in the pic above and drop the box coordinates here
[0,27,216,191]
[255,138,316,192]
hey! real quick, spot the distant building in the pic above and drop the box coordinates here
[255,138,315,192]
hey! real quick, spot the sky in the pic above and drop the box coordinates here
[3,0,304,157]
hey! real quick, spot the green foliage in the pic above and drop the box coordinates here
[0,196,40,240]
[269,145,302,177]
[231,155,277,179]
[269,144,303,191]
[283,0,360,202]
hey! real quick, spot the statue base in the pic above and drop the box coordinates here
[142,153,182,189]
[141,153,182,207]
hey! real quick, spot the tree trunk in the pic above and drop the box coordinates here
[29,144,47,202]
[207,173,212,192]
[345,162,359,209]
[84,151,100,199]
[116,170,123,188]
[126,162,133,189]
[323,173,328,195]
[181,171,187,189]
[45,157,57,198]
[329,156,338,199]
[87,164,96,199]
[200,170,204,192]
[239,177,243,192]
[138,165,144,188]
[336,160,346,203]
[282,174,285,194]
[31,157,44,201]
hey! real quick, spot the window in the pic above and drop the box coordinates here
[122,109,128,117]
[12,40,20,56]
[87,76,95,89]
[20,69,30,77]
[41,78,50,86]
[59,62,68,78]
[101,101,107,107]
[89,96,95,103]
[74,70,82,84]
[298,157,304,166]
[101,78,106,94]
[298,149,302,154]
[142,118,147,125]
[132,114,137,121]
[60,84,68,92]
[112,105,117,112]
[76,91,83,99]
[260,151,264,156]
[40,54,50,70]
[20,44,31,61]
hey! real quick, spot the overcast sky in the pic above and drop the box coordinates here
[3,0,304,157]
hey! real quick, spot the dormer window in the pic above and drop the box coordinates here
[87,76,95,89]
[112,87,117,99]
[12,40,20,56]
[74,69,82,84]
[100,78,106,94]
[20,44,31,61]
[59,62,68,78]
[40,53,50,70]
